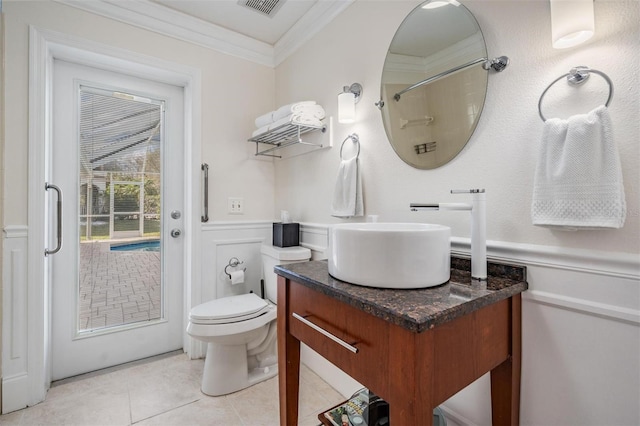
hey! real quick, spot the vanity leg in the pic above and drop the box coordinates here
[490,294,522,425]
[387,326,435,425]
[277,276,301,426]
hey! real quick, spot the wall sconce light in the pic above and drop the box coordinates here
[550,0,595,49]
[338,83,362,124]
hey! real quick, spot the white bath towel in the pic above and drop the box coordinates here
[531,105,626,230]
[331,156,364,218]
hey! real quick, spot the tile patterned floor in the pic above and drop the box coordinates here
[0,352,345,425]
[79,241,161,332]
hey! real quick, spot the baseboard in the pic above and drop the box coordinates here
[438,404,477,426]
[1,373,29,414]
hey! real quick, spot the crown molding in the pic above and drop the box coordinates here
[54,0,275,66]
[54,0,353,68]
[274,0,355,66]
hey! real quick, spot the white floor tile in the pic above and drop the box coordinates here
[0,352,347,426]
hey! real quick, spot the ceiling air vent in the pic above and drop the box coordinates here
[238,0,285,17]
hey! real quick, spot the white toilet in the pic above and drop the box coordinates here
[187,244,311,396]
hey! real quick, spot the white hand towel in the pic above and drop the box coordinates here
[331,156,364,218]
[531,105,626,230]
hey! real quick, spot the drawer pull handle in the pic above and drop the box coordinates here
[292,313,359,354]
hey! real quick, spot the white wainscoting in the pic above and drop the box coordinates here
[4,220,638,423]
[298,223,640,426]
[2,226,29,413]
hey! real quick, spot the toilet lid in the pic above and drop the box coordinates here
[190,293,270,323]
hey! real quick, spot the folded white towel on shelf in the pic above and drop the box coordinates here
[273,103,324,122]
[531,105,626,230]
[251,113,324,138]
[254,102,317,128]
[253,102,325,135]
[268,113,324,133]
[254,111,275,129]
[331,156,364,218]
[251,124,271,138]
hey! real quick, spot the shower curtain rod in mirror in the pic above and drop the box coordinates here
[391,56,509,103]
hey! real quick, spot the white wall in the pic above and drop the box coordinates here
[274,1,640,425]
[273,0,639,255]
[2,0,277,224]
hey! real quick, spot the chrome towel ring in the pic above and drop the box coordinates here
[538,66,614,122]
[340,133,360,161]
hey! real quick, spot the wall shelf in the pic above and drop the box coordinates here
[248,122,326,158]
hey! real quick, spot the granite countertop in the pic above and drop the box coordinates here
[275,256,528,333]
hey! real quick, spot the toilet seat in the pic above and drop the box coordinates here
[190,293,270,325]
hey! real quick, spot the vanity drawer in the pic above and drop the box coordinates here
[286,280,389,393]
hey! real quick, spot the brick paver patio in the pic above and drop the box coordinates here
[79,241,161,332]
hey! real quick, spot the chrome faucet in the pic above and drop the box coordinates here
[411,189,487,285]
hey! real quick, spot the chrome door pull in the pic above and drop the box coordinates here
[292,312,359,354]
[201,163,209,222]
[170,228,182,238]
[45,182,63,256]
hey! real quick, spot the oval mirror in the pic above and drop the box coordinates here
[380,0,488,169]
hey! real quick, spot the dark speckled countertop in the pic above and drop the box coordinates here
[275,256,528,333]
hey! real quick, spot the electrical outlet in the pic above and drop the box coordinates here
[228,197,244,214]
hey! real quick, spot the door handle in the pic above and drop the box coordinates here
[170,228,182,238]
[45,182,63,256]
[201,163,209,223]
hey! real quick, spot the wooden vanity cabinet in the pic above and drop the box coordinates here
[277,275,522,426]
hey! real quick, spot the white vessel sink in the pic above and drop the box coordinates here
[328,223,451,289]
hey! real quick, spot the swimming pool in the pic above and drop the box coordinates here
[110,240,160,252]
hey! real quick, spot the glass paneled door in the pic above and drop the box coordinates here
[50,60,184,380]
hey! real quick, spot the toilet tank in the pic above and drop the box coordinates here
[261,245,311,303]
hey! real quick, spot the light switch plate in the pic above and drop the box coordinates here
[228,197,244,214]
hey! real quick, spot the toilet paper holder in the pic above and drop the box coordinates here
[225,257,246,279]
